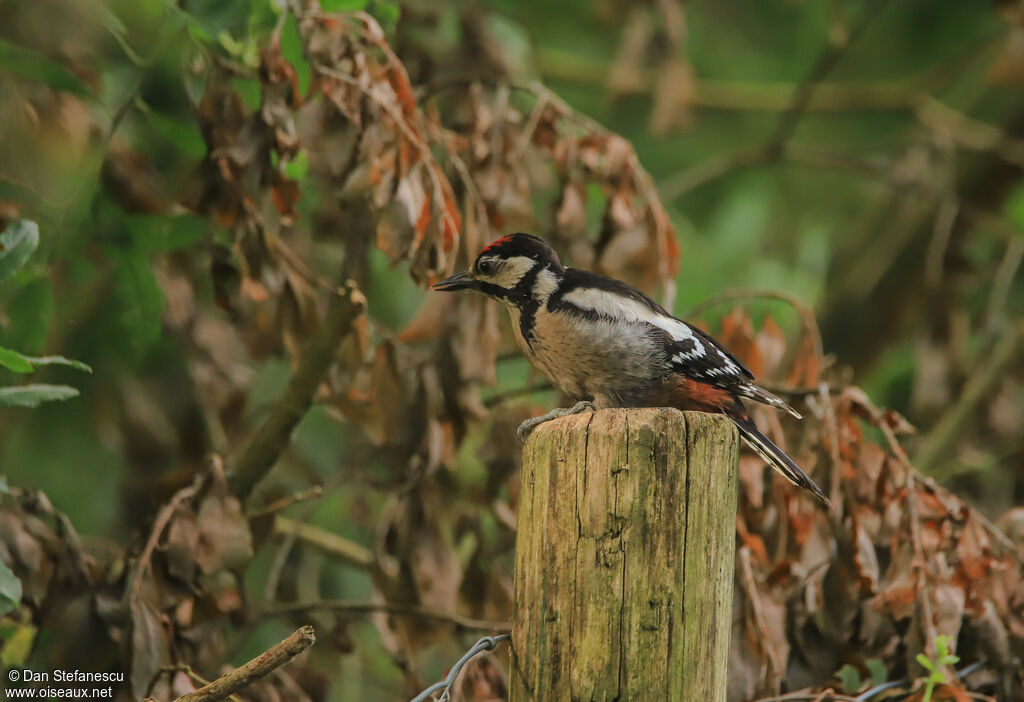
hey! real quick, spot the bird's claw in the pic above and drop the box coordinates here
[516,401,596,444]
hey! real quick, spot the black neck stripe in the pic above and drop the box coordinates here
[514,265,543,348]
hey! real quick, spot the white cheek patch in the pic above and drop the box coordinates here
[491,256,537,288]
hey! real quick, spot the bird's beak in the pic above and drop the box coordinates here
[432,270,475,292]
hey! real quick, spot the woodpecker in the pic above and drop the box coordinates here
[433,233,829,506]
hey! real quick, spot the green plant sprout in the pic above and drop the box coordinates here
[915,634,960,702]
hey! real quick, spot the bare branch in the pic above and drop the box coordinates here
[172,626,316,702]
[535,47,913,112]
[769,0,894,146]
[227,282,365,499]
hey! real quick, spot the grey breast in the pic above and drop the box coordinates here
[528,310,670,407]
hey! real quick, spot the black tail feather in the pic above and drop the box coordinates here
[735,382,802,419]
[731,416,830,507]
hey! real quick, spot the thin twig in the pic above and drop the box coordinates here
[905,457,940,663]
[986,237,1024,326]
[248,486,324,518]
[914,326,1022,475]
[659,0,892,201]
[172,626,316,702]
[271,515,373,570]
[760,381,843,398]
[125,474,203,601]
[924,198,959,291]
[314,64,460,248]
[840,389,942,656]
[265,599,509,633]
[263,500,323,604]
[738,546,786,684]
[820,383,844,513]
[839,389,1022,558]
[769,0,893,146]
[659,143,775,200]
[915,94,1024,169]
[533,46,914,112]
[686,288,824,364]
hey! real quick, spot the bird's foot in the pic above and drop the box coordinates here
[517,400,596,444]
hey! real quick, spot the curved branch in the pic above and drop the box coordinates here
[686,288,824,365]
[227,282,365,499]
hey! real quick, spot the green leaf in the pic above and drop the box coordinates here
[836,664,863,692]
[0,220,40,284]
[0,384,80,408]
[366,0,399,32]
[0,622,36,668]
[0,347,33,374]
[179,0,253,39]
[0,561,21,617]
[0,348,86,375]
[0,40,92,97]
[1004,184,1024,234]
[110,250,165,352]
[284,151,309,181]
[136,102,206,159]
[865,659,888,686]
[233,78,261,110]
[186,23,215,44]
[18,355,92,373]
[280,13,311,96]
[916,653,935,672]
[321,0,368,10]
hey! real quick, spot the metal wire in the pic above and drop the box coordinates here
[854,660,988,701]
[409,634,511,702]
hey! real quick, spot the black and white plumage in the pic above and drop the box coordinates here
[433,233,829,505]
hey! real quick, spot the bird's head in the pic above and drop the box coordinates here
[432,233,563,304]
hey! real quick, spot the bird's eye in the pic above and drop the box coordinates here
[478,260,493,275]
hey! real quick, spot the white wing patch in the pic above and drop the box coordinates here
[561,287,698,342]
[561,286,749,382]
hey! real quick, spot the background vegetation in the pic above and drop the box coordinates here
[1,0,1022,700]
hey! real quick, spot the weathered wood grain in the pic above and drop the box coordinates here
[510,408,739,701]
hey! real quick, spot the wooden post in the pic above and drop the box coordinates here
[510,408,739,701]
